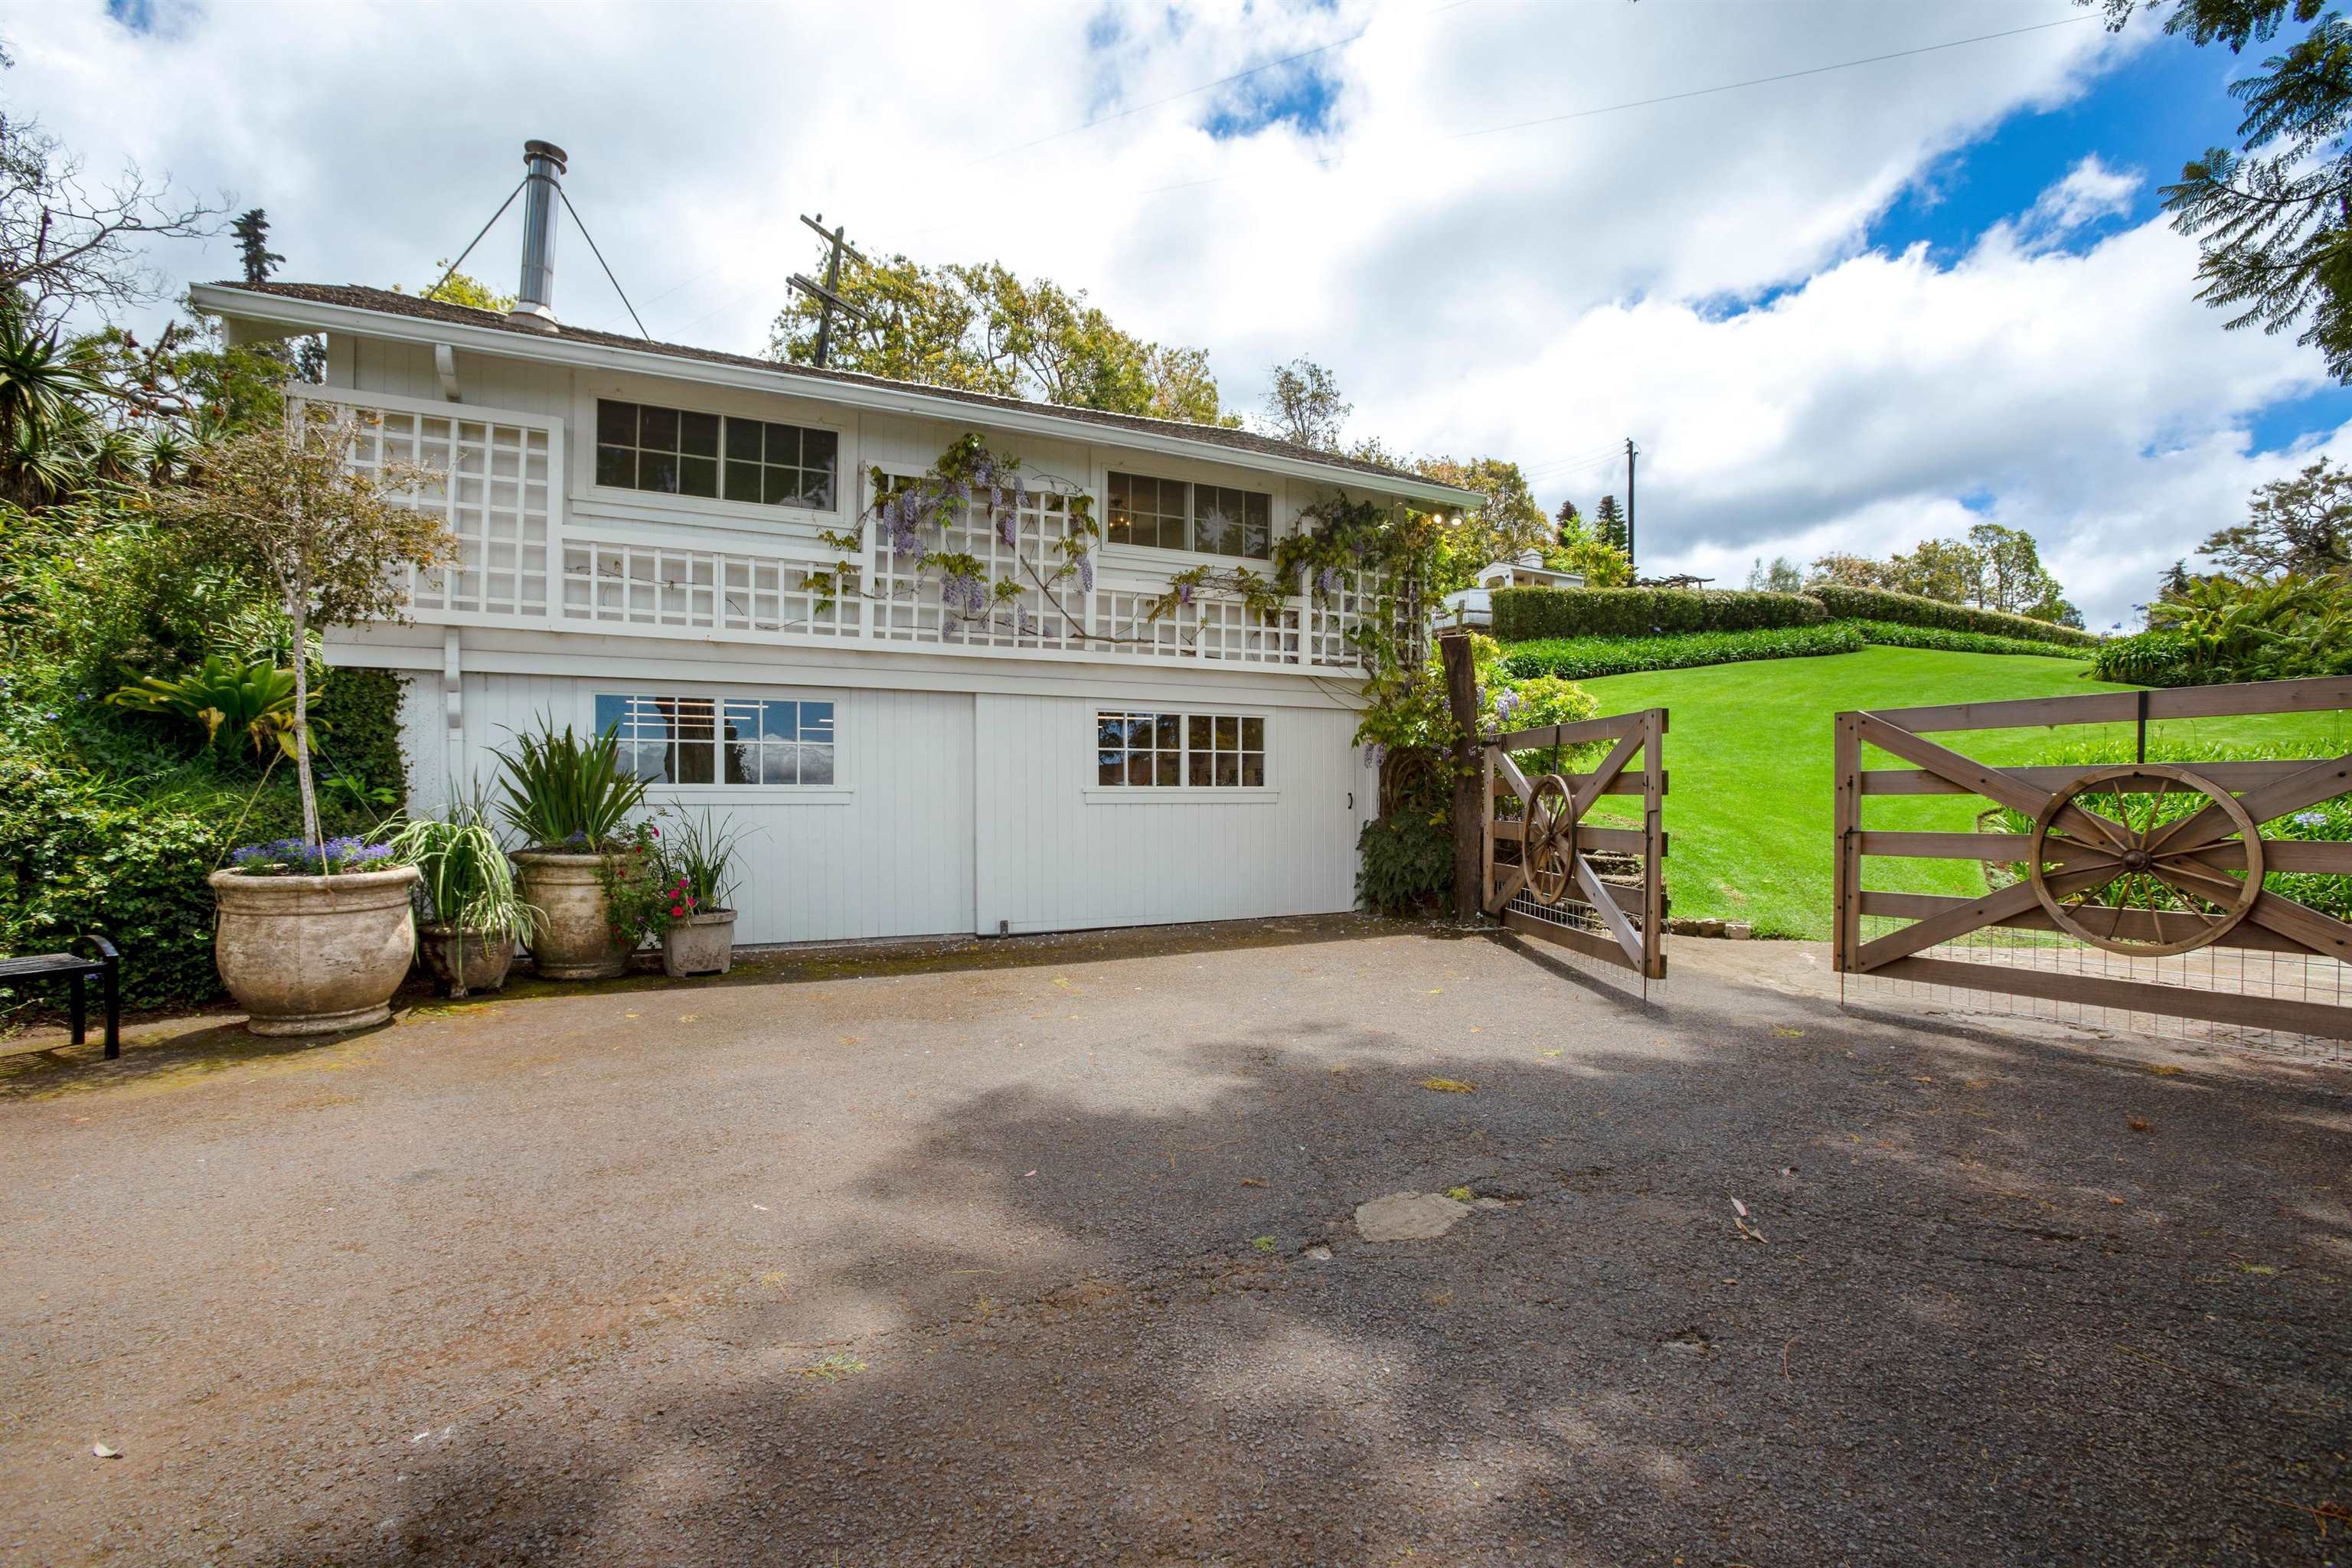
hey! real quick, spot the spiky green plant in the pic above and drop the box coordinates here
[106,652,320,761]
[665,808,753,912]
[390,793,542,962]
[492,717,648,851]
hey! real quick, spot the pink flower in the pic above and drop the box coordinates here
[669,904,684,917]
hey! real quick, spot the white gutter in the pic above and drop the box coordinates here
[191,283,1489,511]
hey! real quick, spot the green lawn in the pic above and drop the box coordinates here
[1572,646,2352,939]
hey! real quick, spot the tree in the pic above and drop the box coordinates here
[1593,495,1627,552]
[1965,521,2063,615]
[1886,537,1978,602]
[402,263,514,315]
[139,407,455,847]
[1259,356,1350,451]
[1553,498,1583,542]
[229,210,283,286]
[2200,456,2352,577]
[0,109,226,330]
[2086,1,2352,380]
[1552,534,1634,587]
[1746,556,1802,593]
[1807,551,1893,590]
[767,251,1238,425]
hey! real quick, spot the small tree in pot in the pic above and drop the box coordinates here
[143,404,456,1035]
[388,793,541,997]
[493,719,650,979]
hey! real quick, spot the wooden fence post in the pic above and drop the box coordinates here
[1831,710,1860,973]
[1439,629,1482,923]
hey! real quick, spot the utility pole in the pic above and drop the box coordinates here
[790,214,870,369]
[1625,437,1640,571]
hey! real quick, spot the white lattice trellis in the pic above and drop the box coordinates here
[560,543,863,637]
[339,407,554,619]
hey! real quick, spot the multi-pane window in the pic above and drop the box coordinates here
[1095,710,1267,788]
[1105,472,1272,560]
[595,694,836,786]
[595,399,838,511]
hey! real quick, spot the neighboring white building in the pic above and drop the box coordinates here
[191,146,1481,949]
[1432,551,1586,632]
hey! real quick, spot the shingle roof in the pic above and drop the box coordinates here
[204,280,1472,496]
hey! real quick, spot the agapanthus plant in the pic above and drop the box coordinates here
[228,836,397,876]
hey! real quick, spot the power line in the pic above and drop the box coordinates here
[1445,15,2094,142]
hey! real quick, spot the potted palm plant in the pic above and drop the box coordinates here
[495,719,650,980]
[389,795,541,997]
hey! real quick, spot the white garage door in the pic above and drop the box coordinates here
[972,693,1368,936]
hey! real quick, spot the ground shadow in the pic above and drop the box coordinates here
[276,963,2351,1566]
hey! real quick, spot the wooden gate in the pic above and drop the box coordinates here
[1832,678,2352,1037]
[1481,708,1668,982]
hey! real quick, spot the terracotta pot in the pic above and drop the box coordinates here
[511,851,632,980]
[418,923,516,998]
[662,910,737,978]
[208,865,422,1037]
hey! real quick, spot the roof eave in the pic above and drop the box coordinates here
[191,283,1488,511]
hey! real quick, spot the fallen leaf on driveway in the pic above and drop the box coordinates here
[92,1442,119,1459]
[1731,1197,1749,1218]
[1419,1078,1476,1093]
[1539,1050,1563,1059]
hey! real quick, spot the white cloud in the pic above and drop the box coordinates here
[2,0,2330,627]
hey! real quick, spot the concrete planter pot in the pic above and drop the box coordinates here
[511,851,632,980]
[417,923,516,998]
[208,865,422,1037]
[662,910,737,978]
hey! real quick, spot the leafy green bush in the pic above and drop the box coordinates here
[1489,586,1826,642]
[1805,583,2099,646]
[1847,620,2092,659]
[2090,629,2201,687]
[1500,622,1864,680]
[1357,808,1454,915]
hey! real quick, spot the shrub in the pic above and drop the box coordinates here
[1805,583,2100,647]
[2089,629,2201,686]
[1847,620,2092,659]
[1357,808,1454,915]
[1488,586,1826,642]
[1500,622,1864,681]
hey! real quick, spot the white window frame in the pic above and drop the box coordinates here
[570,377,850,537]
[587,688,852,805]
[1082,706,1277,804]
[1096,454,1289,573]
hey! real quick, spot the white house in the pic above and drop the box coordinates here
[191,143,1482,949]
[1432,551,1586,632]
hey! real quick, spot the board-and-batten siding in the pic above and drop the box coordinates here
[402,673,976,946]
[973,695,1367,936]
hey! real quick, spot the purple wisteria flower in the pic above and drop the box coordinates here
[1079,555,1095,593]
[1175,582,1195,608]
[1364,741,1386,769]
[1316,566,1341,597]
[998,511,1018,549]
[1494,689,1524,723]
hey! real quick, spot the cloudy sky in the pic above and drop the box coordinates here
[15,0,2344,628]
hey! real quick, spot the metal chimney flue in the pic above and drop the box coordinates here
[509,139,567,333]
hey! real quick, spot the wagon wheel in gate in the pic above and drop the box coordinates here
[2026,763,2264,957]
[1524,773,1577,907]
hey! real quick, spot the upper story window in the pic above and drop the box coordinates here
[596,693,836,786]
[594,399,838,511]
[1105,472,1271,560]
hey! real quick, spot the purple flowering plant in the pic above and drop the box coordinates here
[227,836,397,876]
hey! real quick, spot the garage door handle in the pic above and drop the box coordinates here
[1347,792,1354,810]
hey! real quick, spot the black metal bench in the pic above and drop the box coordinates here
[0,936,121,1059]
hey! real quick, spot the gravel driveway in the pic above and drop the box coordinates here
[2,917,2347,1566]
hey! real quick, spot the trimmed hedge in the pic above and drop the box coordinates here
[1489,585,1826,642]
[1805,583,2099,647]
[1849,620,2091,660]
[1500,622,1863,681]
[1490,581,2101,648]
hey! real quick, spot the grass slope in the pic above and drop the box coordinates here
[1576,646,2352,939]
